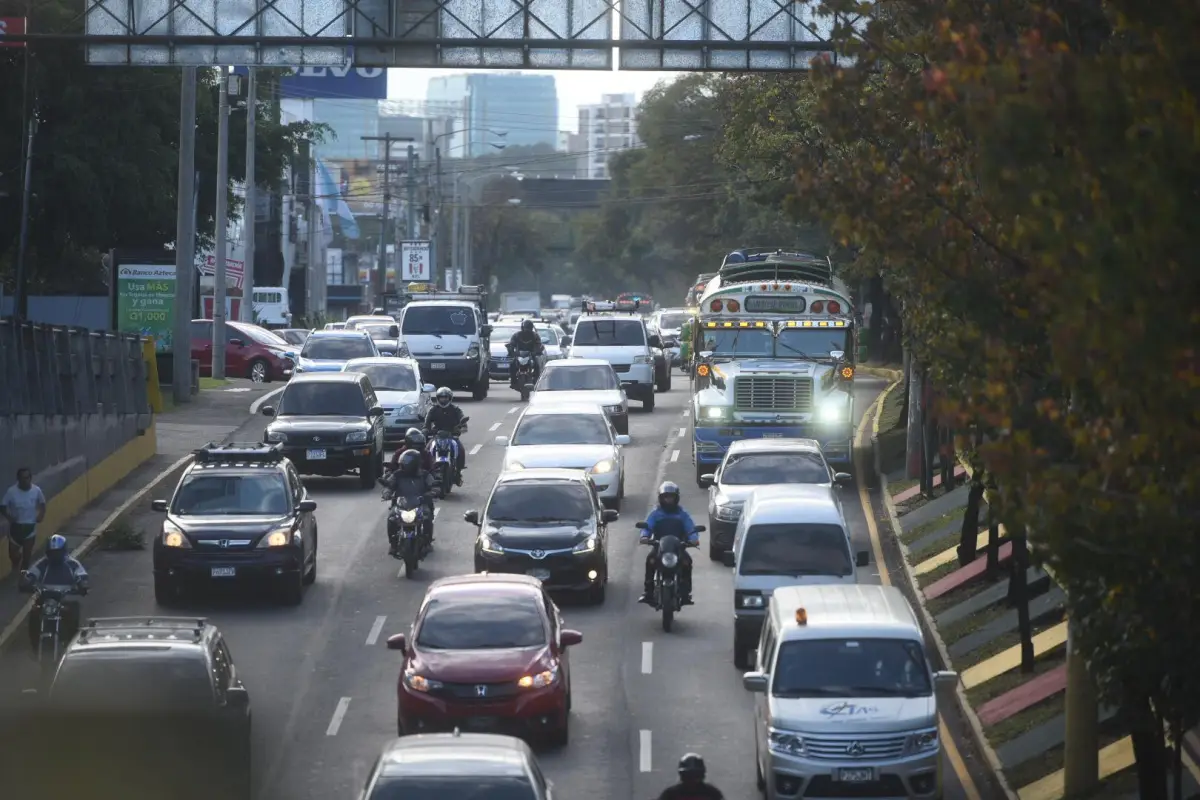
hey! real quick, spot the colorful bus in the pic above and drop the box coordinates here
[687,249,857,483]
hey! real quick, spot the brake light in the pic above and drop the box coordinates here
[725,299,740,312]
[810,300,824,314]
[710,299,723,312]
[827,300,841,314]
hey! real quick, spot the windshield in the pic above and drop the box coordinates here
[722,453,829,485]
[301,336,375,361]
[488,483,593,522]
[512,414,611,446]
[773,638,932,698]
[237,324,287,346]
[360,325,396,341]
[280,329,309,345]
[571,319,645,346]
[368,776,536,800]
[402,306,477,335]
[357,364,416,392]
[700,327,774,357]
[51,655,214,710]
[416,595,546,649]
[538,365,618,391]
[171,473,289,515]
[276,382,367,416]
[775,329,852,359]
[494,326,553,344]
[657,313,688,329]
[739,523,852,577]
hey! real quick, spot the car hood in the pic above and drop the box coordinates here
[529,389,624,407]
[376,389,420,407]
[716,481,834,504]
[774,696,938,734]
[411,646,550,683]
[505,444,616,470]
[268,415,369,432]
[485,523,592,551]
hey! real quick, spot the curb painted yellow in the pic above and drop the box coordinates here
[0,421,158,584]
[913,527,1008,577]
[1017,737,1134,800]
[858,365,903,382]
[960,623,1068,690]
[144,337,164,413]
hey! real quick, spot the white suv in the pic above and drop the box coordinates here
[566,303,660,411]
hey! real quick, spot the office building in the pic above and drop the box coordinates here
[578,93,640,179]
[426,73,558,157]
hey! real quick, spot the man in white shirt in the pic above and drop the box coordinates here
[2,467,47,572]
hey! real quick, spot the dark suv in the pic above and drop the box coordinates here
[260,371,386,489]
[36,617,251,799]
[151,442,319,605]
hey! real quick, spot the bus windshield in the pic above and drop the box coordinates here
[699,328,774,358]
[775,328,851,359]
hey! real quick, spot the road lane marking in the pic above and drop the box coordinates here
[678,427,686,437]
[508,406,518,414]
[250,386,284,414]
[365,616,387,646]
[489,422,502,431]
[670,449,679,462]
[853,386,982,800]
[326,697,352,736]
[639,729,652,772]
[469,443,483,455]
[641,642,653,674]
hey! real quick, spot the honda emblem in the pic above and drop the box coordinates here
[217,540,230,548]
[475,685,487,697]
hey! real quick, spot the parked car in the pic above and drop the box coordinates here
[190,319,294,383]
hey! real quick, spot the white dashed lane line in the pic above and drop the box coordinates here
[641,642,653,674]
[365,616,386,646]
[489,422,502,431]
[507,406,519,414]
[469,444,483,455]
[639,729,652,772]
[326,697,351,736]
[670,450,679,462]
[677,427,686,437]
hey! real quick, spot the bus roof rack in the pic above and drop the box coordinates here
[192,442,285,464]
[718,250,833,287]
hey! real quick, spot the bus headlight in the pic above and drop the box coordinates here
[701,406,729,421]
[819,400,847,422]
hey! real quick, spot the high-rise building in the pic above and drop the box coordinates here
[426,73,558,157]
[577,93,640,179]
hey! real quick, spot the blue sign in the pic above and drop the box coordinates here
[233,66,387,99]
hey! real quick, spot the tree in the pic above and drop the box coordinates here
[719,1,1200,795]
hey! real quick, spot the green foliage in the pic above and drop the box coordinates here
[100,517,145,551]
[723,0,1199,793]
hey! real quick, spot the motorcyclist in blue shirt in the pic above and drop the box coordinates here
[20,534,89,652]
[639,481,698,606]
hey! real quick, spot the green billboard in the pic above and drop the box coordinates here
[115,263,176,352]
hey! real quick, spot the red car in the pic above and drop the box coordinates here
[386,574,582,745]
[190,319,294,383]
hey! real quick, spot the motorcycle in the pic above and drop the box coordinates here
[427,417,470,496]
[26,579,85,673]
[384,490,439,578]
[637,520,705,632]
[511,349,537,400]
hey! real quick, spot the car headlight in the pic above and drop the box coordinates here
[396,404,416,416]
[700,406,729,421]
[161,521,191,548]
[819,399,848,422]
[404,672,444,693]
[345,430,370,443]
[739,593,765,608]
[517,663,559,689]
[467,344,480,358]
[379,351,394,357]
[768,727,806,756]
[907,728,939,753]
[400,509,418,524]
[634,354,654,364]
[256,528,293,548]
[714,503,742,521]
[479,534,504,555]
[573,535,598,553]
[265,430,287,443]
[603,404,624,414]
[589,458,615,474]
[660,551,679,568]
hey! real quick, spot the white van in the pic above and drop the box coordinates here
[729,484,868,668]
[565,300,661,411]
[744,584,956,799]
[251,287,291,327]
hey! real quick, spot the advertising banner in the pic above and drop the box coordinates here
[115,264,176,353]
[201,296,243,321]
[233,66,387,99]
[401,240,431,282]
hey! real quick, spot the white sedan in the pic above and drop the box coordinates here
[528,358,629,435]
[497,403,630,509]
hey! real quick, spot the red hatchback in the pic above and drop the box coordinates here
[386,574,582,745]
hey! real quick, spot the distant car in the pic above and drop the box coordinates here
[346,314,397,330]
[499,403,630,509]
[290,329,381,374]
[275,328,311,347]
[324,322,347,330]
[357,322,402,357]
[361,732,554,799]
[527,358,628,434]
[260,372,386,489]
[467,468,617,604]
[699,438,851,560]
[343,357,435,445]
[386,574,582,744]
[189,319,294,383]
[648,307,689,367]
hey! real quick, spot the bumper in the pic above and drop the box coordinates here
[415,358,482,388]
[475,550,605,593]
[399,682,566,736]
[708,516,739,550]
[692,423,855,466]
[153,545,304,585]
[764,746,940,799]
[280,444,376,475]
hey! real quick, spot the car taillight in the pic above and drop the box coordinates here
[810,300,824,314]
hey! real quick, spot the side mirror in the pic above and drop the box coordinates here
[481,324,493,337]
[561,629,583,647]
[559,335,571,347]
[856,550,870,567]
[151,499,168,512]
[834,472,852,484]
[368,406,384,417]
[933,670,959,687]
[699,473,715,488]
[614,434,631,446]
[388,325,399,337]
[721,551,736,567]
[693,524,707,533]
[742,672,769,693]
[602,509,619,523]
[298,499,318,513]
[386,633,407,651]
[635,521,648,530]
[829,350,845,360]
[225,685,250,707]
[229,338,245,348]
[261,405,276,417]
[284,351,297,360]
[463,510,480,525]
[422,383,435,393]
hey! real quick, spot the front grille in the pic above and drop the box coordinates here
[436,681,521,701]
[611,363,631,373]
[291,434,343,446]
[733,376,814,412]
[803,733,908,761]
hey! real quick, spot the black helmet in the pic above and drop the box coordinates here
[436,387,453,406]
[404,428,427,451]
[678,753,706,782]
[521,319,534,333]
[397,449,422,477]
[46,534,68,566]
[657,480,681,511]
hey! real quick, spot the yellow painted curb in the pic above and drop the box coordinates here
[961,622,1068,689]
[858,365,903,382]
[913,526,1008,576]
[1017,736,1134,800]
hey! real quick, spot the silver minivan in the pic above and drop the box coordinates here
[727,485,869,668]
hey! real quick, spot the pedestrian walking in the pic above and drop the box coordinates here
[2,467,47,573]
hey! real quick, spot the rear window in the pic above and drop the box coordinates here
[368,776,537,800]
[416,595,546,649]
[301,336,375,361]
[571,319,645,346]
[356,363,416,392]
[740,523,852,577]
[537,365,618,391]
[402,305,477,335]
[277,381,367,416]
[51,654,213,710]
[722,453,828,485]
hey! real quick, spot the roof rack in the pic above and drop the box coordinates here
[583,299,641,314]
[718,250,834,287]
[192,442,285,464]
[79,617,208,642]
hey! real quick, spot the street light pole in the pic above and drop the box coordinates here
[172,68,198,404]
[241,68,257,323]
[212,70,231,381]
[362,134,414,303]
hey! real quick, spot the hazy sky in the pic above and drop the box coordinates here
[388,68,682,132]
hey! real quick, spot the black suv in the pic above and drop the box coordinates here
[151,442,319,605]
[260,371,386,489]
[34,617,251,799]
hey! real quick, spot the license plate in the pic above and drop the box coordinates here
[211,567,236,578]
[836,768,875,783]
[496,360,509,367]
[430,362,446,370]
[527,569,551,581]
[307,448,327,460]
[464,717,499,729]
[761,433,783,438]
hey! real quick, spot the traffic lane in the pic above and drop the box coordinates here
[255,387,691,800]
[627,379,888,799]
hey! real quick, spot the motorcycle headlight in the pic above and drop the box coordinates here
[400,509,418,524]
[345,430,370,443]
[573,535,598,553]
[256,528,292,548]
[589,458,615,474]
[819,399,848,422]
[517,663,559,689]
[660,552,679,568]
[404,672,443,693]
[479,534,504,555]
[161,521,191,548]
[265,430,287,443]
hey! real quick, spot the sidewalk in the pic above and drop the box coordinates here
[0,379,279,644]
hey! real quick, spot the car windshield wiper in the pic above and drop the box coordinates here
[773,687,846,697]
[846,686,927,697]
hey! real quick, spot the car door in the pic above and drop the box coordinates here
[286,464,312,563]
[191,320,214,374]
[542,592,569,682]
[362,380,384,448]
[224,325,248,376]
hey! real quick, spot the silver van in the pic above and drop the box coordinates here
[728,485,868,668]
[743,584,956,799]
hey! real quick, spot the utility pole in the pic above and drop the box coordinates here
[450,174,459,291]
[406,145,418,239]
[241,68,257,323]
[361,134,414,302]
[432,138,442,285]
[306,156,320,322]
[212,70,231,380]
[13,109,36,319]
[172,68,198,405]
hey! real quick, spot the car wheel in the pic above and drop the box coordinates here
[547,712,569,747]
[247,358,269,383]
[662,368,672,392]
[642,389,655,412]
[471,377,488,401]
[589,581,606,605]
[734,637,752,670]
[303,538,318,585]
[695,462,707,489]
[154,576,179,607]
[710,544,724,562]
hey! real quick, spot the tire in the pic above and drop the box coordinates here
[547,712,569,747]
[471,376,488,401]
[734,638,752,669]
[660,585,675,632]
[280,570,304,606]
[359,454,378,490]
[710,544,723,562]
[303,536,318,585]
[662,368,672,393]
[154,576,179,607]
[695,462,708,490]
[756,748,767,792]
[519,386,530,402]
[588,581,606,605]
[642,389,655,412]
[655,362,667,393]
[404,555,419,578]
[247,358,270,383]
[440,465,453,496]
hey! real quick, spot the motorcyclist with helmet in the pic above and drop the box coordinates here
[390,427,434,474]
[423,387,467,484]
[639,481,698,606]
[656,753,724,799]
[506,319,545,388]
[384,450,436,551]
[20,534,89,652]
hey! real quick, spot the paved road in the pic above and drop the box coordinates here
[0,375,987,799]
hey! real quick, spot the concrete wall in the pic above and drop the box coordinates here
[0,296,110,331]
